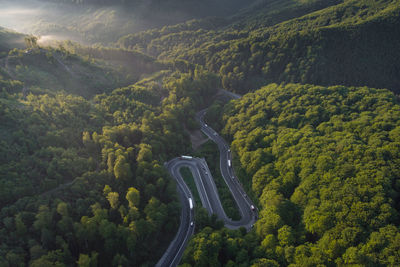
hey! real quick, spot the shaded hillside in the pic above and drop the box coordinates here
[118,0,400,94]
[0,45,161,98]
[38,0,255,18]
[0,27,25,53]
[59,42,165,79]
[2,0,256,45]
[253,0,400,93]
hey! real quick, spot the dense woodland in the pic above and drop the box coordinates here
[38,0,253,16]
[1,0,400,266]
[187,83,400,266]
[0,41,220,264]
[118,0,400,94]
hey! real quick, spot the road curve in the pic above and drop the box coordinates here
[156,160,195,267]
[156,108,257,267]
[196,110,257,229]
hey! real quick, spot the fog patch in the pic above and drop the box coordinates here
[0,0,255,45]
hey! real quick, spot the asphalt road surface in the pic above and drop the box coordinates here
[156,108,257,267]
[156,159,195,267]
[196,109,257,229]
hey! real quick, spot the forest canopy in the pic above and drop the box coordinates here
[1,0,400,265]
[0,43,219,265]
[118,0,400,94]
[183,83,400,266]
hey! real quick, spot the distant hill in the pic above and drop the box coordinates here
[0,47,125,97]
[0,27,25,52]
[2,0,256,45]
[39,0,255,17]
[0,31,164,98]
[118,0,400,94]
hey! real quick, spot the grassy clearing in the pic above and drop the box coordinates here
[194,141,241,220]
[180,166,201,207]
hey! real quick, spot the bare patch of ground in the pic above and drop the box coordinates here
[185,89,241,150]
[186,127,209,150]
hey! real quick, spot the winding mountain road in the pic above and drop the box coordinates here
[196,110,257,229]
[156,159,195,267]
[156,107,257,267]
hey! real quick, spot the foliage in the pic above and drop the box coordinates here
[194,141,241,221]
[58,41,165,79]
[182,227,263,266]
[180,167,201,206]
[200,83,400,266]
[2,0,400,265]
[118,0,400,94]
[2,47,131,98]
[0,55,219,265]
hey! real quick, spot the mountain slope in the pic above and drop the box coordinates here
[1,0,256,45]
[118,0,400,94]
[0,27,25,52]
[0,42,164,98]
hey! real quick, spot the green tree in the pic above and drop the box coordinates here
[57,202,69,217]
[107,192,120,209]
[113,155,132,180]
[77,252,98,267]
[126,187,140,208]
